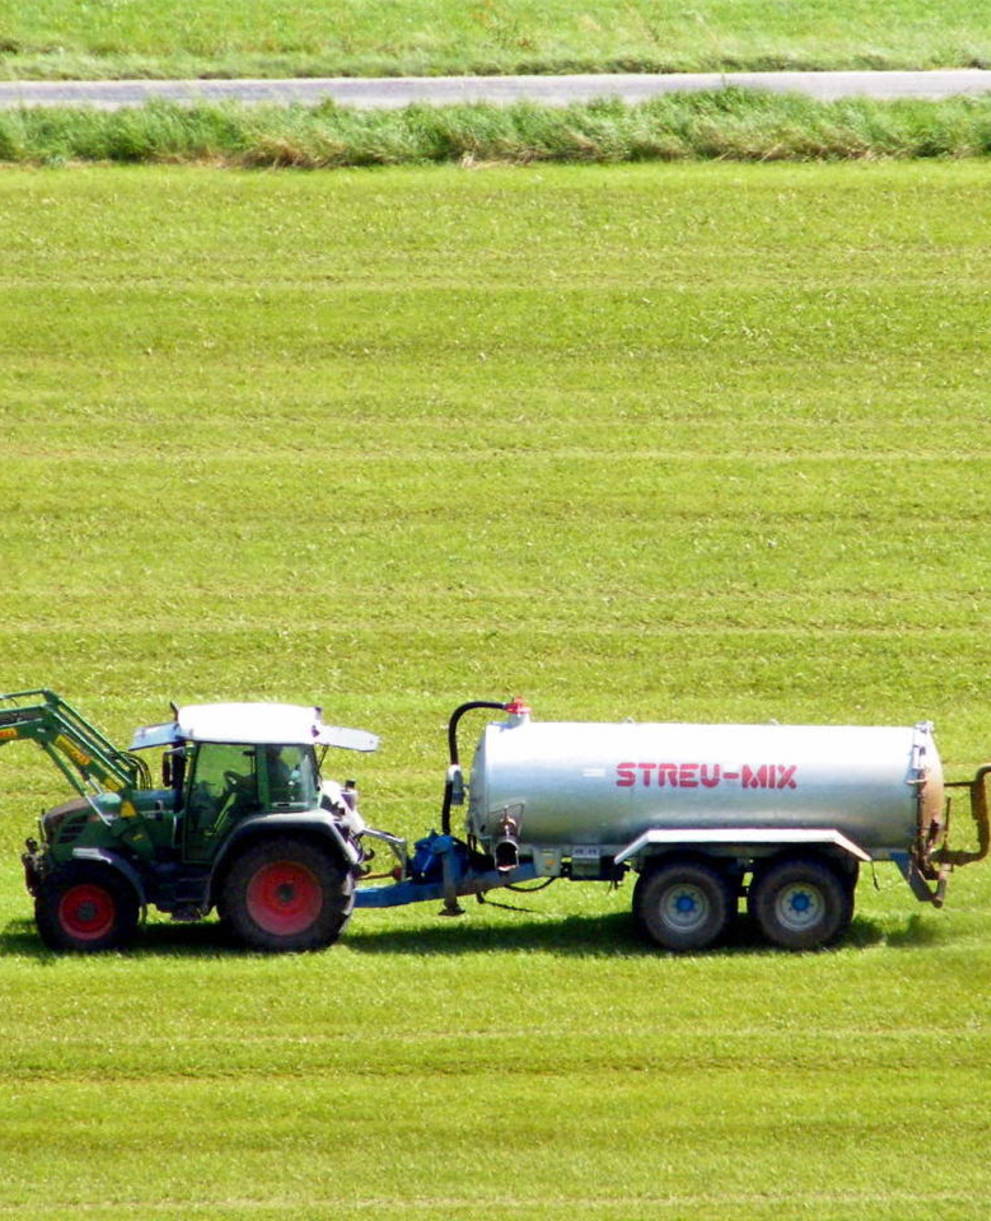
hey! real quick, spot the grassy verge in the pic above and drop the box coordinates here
[1,161,990,1215]
[5,91,991,166]
[0,0,989,80]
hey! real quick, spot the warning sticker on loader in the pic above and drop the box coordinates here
[54,734,91,768]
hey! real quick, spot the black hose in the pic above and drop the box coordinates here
[441,700,508,835]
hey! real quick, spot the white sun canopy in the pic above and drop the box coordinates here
[129,702,379,753]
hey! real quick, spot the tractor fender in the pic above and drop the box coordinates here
[69,846,148,907]
[208,812,361,903]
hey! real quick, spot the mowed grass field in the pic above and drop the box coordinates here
[1,161,991,1217]
[0,0,988,79]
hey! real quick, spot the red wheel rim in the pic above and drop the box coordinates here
[58,884,115,942]
[246,861,323,936]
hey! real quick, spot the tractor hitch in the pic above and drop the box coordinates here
[355,830,538,912]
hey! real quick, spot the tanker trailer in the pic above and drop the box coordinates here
[459,699,989,950]
[355,698,989,951]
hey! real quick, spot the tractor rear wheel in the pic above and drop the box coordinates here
[35,863,139,952]
[221,837,354,952]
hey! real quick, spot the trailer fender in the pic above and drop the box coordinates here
[614,827,872,870]
[69,846,148,907]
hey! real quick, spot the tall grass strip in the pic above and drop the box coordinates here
[4,92,991,167]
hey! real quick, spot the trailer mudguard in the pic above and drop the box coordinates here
[613,827,872,868]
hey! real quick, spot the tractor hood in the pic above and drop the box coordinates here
[129,702,379,753]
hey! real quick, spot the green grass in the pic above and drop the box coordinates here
[1,161,991,1216]
[0,0,989,80]
[1,918,989,1219]
[6,91,991,167]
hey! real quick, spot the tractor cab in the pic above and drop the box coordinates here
[130,702,378,864]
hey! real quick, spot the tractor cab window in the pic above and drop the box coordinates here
[186,743,318,817]
[182,741,319,863]
[183,741,260,863]
[187,742,259,820]
[261,744,317,809]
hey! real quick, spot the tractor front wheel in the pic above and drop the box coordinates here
[221,837,354,953]
[35,863,139,952]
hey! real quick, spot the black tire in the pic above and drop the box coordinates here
[633,860,735,952]
[35,863,139,952]
[220,837,354,952]
[748,856,850,950]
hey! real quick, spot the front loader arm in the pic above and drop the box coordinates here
[0,689,150,799]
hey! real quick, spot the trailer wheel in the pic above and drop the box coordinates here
[221,837,354,953]
[633,861,734,952]
[35,863,139,952]
[749,856,850,951]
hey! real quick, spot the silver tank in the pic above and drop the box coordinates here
[467,709,944,856]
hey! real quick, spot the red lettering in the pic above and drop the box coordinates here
[616,761,791,789]
[742,764,770,789]
[657,763,679,787]
[679,762,699,788]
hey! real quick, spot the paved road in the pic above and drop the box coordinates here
[2,70,991,110]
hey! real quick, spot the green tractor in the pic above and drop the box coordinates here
[0,689,379,952]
